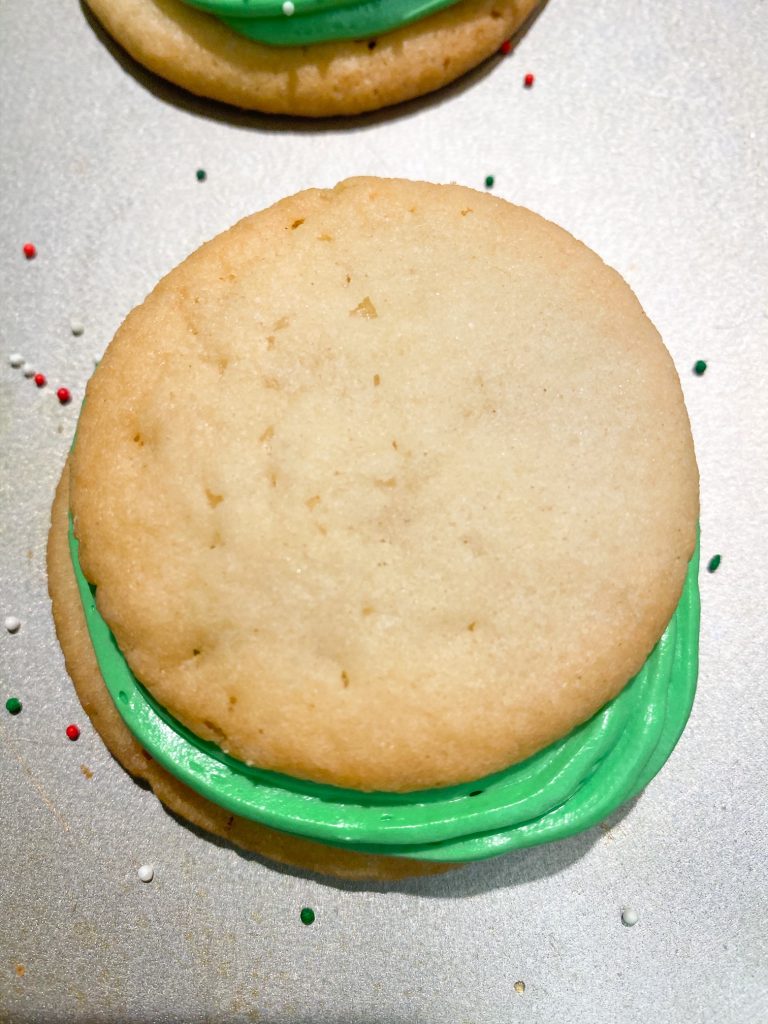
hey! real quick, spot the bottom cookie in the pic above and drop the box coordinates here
[84,0,541,117]
[48,461,451,881]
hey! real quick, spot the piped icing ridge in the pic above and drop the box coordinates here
[68,517,699,863]
[181,0,463,46]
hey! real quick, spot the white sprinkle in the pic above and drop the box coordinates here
[9,353,24,368]
[70,319,85,336]
[621,907,639,927]
[282,1,295,14]
[4,616,21,634]
[137,864,154,883]
[22,363,35,378]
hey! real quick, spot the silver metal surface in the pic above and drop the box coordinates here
[1,1,767,1021]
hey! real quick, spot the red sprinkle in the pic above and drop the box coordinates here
[65,724,81,741]
[33,373,46,388]
[56,387,72,404]
[23,243,37,260]
[523,72,535,88]
[500,39,512,55]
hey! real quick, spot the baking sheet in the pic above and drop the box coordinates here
[1,1,767,1021]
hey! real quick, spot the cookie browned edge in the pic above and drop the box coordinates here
[84,0,541,117]
[48,459,452,881]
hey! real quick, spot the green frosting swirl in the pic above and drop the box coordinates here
[182,0,462,46]
[69,518,699,863]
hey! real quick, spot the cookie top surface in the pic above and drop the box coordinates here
[70,177,699,793]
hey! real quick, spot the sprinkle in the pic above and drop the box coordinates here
[500,39,512,55]
[707,554,721,573]
[56,387,72,405]
[70,320,84,336]
[299,907,315,925]
[621,907,639,927]
[514,981,526,995]
[22,243,36,260]
[33,373,46,388]
[5,697,22,715]
[137,864,154,883]
[4,616,21,634]
[693,359,707,376]
[9,353,24,368]
[523,72,535,88]
[282,1,295,14]
[65,723,81,741]
[484,175,495,189]
[196,168,207,182]
[22,363,35,378]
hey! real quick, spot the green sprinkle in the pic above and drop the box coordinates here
[693,359,707,376]
[299,907,315,926]
[196,168,207,182]
[484,175,495,189]
[707,554,721,573]
[5,697,22,715]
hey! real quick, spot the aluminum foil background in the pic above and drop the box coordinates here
[1,1,767,1021]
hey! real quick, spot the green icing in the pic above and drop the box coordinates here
[68,517,699,862]
[182,0,462,46]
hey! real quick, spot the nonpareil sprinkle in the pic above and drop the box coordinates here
[621,907,639,927]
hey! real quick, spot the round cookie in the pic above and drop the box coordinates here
[48,464,450,880]
[84,0,541,116]
[67,177,699,796]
